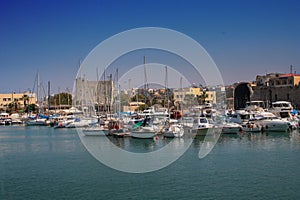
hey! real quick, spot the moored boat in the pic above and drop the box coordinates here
[131,127,157,139]
[192,117,214,136]
[82,125,110,136]
[25,118,47,126]
[252,112,290,132]
[241,122,261,132]
[222,122,242,134]
[163,122,184,138]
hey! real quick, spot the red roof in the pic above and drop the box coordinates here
[279,73,300,77]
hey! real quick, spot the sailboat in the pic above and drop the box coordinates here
[130,56,159,139]
[82,68,110,136]
[25,71,48,126]
[162,67,184,138]
[131,116,159,139]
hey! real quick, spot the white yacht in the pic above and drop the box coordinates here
[252,112,290,132]
[270,101,293,112]
[229,111,261,132]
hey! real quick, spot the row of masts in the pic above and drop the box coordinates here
[32,71,71,113]
[77,56,184,116]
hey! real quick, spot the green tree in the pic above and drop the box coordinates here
[22,94,29,108]
[197,93,208,105]
[49,93,72,105]
[26,104,37,113]
[131,94,146,103]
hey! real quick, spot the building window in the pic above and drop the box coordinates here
[287,93,290,100]
[8,98,11,101]
[3,98,6,101]
[282,80,287,85]
[269,81,274,86]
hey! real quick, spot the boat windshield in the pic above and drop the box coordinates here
[240,114,250,120]
[199,118,208,123]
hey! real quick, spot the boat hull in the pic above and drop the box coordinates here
[25,120,47,126]
[192,127,209,136]
[222,127,241,134]
[83,128,110,136]
[131,131,156,139]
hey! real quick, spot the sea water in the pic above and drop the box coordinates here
[1,126,300,199]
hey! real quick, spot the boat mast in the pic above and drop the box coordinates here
[109,73,112,117]
[36,70,42,113]
[180,77,183,121]
[104,68,106,113]
[165,66,170,119]
[165,65,168,109]
[48,81,50,113]
[96,68,100,114]
[143,56,148,107]
[116,68,121,118]
[37,70,39,108]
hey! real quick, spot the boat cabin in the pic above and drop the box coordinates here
[271,101,293,112]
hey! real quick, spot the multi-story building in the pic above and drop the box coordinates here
[251,72,300,109]
[173,87,216,106]
[73,77,114,112]
[256,73,300,87]
[0,92,36,110]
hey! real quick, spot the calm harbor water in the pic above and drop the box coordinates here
[1,126,300,199]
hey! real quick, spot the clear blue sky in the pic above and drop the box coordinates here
[0,0,299,94]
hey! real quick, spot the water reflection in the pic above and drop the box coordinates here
[245,131,290,141]
[0,126,81,154]
[82,134,189,154]
[289,130,300,144]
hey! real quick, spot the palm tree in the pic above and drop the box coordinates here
[22,94,29,108]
